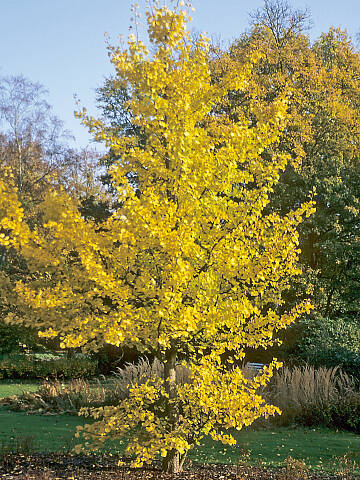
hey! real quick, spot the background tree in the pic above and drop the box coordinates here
[250,0,312,46]
[0,4,313,472]
[0,75,108,209]
[0,75,74,205]
[217,0,360,361]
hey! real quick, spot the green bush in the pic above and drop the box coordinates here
[0,322,39,355]
[300,391,360,433]
[295,316,360,380]
[0,353,98,379]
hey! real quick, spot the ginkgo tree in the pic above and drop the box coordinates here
[0,2,314,473]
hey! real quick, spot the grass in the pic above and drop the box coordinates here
[0,406,359,472]
[265,365,359,423]
[193,427,360,471]
[1,375,359,474]
[0,379,39,398]
[0,408,88,453]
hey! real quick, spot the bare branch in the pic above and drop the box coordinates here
[250,0,312,45]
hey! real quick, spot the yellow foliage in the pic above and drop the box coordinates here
[224,26,360,170]
[0,2,314,471]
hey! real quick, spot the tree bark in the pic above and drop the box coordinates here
[162,448,181,474]
[162,346,182,473]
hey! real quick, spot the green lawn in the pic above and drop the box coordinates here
[0,379,39,398]
[0,380,359,473]
[0,408,87,453]
[0,407,359,472]
[193,427,360,471]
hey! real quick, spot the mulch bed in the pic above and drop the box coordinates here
[0,454,353,480]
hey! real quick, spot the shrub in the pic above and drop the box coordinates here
[3,358,360,433]
[304,390,360,433]
[1,378,115,414]
[265,365,360,431]
[295,316,360,380]
[0,353,98,379]
[1,357,192,414]
[0,322,39,355]
[112,357,192,397]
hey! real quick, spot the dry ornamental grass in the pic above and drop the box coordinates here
[1,360,360,431]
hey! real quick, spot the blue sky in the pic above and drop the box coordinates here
[1,0,359,150]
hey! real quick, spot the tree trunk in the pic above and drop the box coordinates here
[162,448,181,474]
[162,346,182,473]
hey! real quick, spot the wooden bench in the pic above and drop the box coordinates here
[246,362,265,373]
